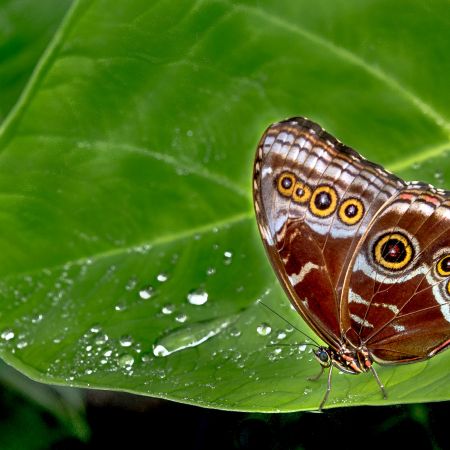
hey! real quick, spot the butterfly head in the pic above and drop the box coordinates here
[314,346,369,375]
[313,347,332,367]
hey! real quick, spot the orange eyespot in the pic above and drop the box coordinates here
[292,181,311,203]
[338,198,364,225]
[309,185,338,217]
[437,255,450,277]
[373,232,414,270]
[277,172,296,197]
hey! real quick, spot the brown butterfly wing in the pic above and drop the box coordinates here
[342,184,450,363]
[253,117,404,348]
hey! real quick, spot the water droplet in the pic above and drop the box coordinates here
[223,251,233,265]
[139,286,154,300]
[118,354,134,368]
[31,314,43,324]
[187,289,208,306]
[115,302,127,312]
[186,130,194,137]
[175,313,188,323]
[125,277,138,291]
[90,324,101,333]
[277,330,287,340]
[1,329,14,341]
[298,344,307,352]
[153,314,238,357]
[17,340,28,349]
[94,334,109,345]
[86,345,93,352]
[119,335,133,347]
[229,327,241,337]
[104,350,112,357]
[153,344,170,357]
[257,323,272,336]
[162,304,175,315]
[157,273,168,283]
[206,267,216,276]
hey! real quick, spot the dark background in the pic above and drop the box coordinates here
[2,385,448,450]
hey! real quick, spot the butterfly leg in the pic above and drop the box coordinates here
[307,365,324,382]
[318,365,333,411]
[368,364,387,399]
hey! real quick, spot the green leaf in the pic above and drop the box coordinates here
[0,0,73,123]
[0,0,449,412]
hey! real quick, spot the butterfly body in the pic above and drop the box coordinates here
[253,117,450,408]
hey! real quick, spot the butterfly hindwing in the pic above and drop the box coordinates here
[342,184,450,363]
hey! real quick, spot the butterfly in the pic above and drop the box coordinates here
[253,117,450,410]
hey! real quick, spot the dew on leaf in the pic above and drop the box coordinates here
[94,333,109,345]
[118,354,134,368]
[1,329,14,341]
[223,251,233,265]
[125,277,138,291]
[229,327,241,337]
[187,289,208,306]
[139,286,154,300]
[175,313,188,323]
[277,330,287,340]
[119,335,133,347]
[90,324,101,333]
[162,304,175,315]
[17,340,28,349]
[157,272,169,282]
[153,314,239,357]
[31,314,43,324]
[115,302,127,312]
[257,323,272,336]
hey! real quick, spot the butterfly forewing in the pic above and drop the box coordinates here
[253,117,404,348]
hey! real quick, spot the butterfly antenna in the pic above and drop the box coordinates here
[266,342,318,348]
[257,300,321,347]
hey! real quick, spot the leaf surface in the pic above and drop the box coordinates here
[0,0,449,411]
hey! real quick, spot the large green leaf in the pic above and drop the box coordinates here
[0,0,449,412]
[0,0,73,122]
